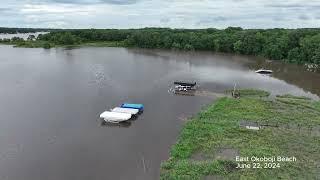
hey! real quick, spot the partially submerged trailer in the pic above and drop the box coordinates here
[174,81,196,87]
[173,81,197,95]
[111,107,139,115]
[121,103,144,112]
[100,111,132,123]
[174,89,196,96]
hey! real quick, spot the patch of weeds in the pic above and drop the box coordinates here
[161,89,320,179]
[276,94,311,100]
[226,89,270,98]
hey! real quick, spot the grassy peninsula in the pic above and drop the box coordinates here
[161,90,320,179]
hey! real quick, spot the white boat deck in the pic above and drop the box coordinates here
[111,107,139,115]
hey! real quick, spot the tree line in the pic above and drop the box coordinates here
[0,27,56,34]
[1,27,320,64]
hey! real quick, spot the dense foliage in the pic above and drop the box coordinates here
[37,29,132,45]
[0,27,54,34]
[1,27,320,64]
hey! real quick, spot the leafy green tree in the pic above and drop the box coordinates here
[184,44,194,50]
[288,48,302,63]
[311,48,320,64]
[11,37,24,42]
[172,42,182,50]
[214,33,235,52]
[233,40,243,54]
[43,42,52,49]
[300,34,320,63]
[27,35,36,41]
[264,45,283,60]
[225,27,243,33]
[1,38,10,43]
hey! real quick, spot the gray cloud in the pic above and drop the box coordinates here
[298,14,310,20]
[160,18,170,23]
[41,0,141,5]
[264,1,320,10]
[100,0,140,5]
[48,0,99,4]
[197,16,227,25]
[0,0,319,29]
[0,8,12,12]
[265,3,305,8]
[0,7,17,16]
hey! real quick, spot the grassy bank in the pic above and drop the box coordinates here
[0,41,126,48]
[161,90,320,179]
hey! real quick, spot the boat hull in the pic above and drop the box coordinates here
[100,111,132,123]
[255,69,273,74]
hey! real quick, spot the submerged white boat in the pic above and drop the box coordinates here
[99,111,132,123]
[111,107,139,115]
[255,69,273,74]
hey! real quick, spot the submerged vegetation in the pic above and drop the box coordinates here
[161,90,320,179]
[226,89,271,98]
[1,27,320,65]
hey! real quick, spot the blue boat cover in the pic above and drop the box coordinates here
[121,103,144,111]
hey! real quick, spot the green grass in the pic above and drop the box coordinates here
[226,89,270,98]
[276,94,312,100]
[78,41,126,47]
[161,90,320,179]
[0,42,13,45]
[1,40,126,48]
[314,101,320,110]
[14,41,54,48]
[0,40,55,48]
[58,41,126,48]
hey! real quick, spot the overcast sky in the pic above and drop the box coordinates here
[1,0,320,29]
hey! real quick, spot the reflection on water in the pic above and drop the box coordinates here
[128,48,319,99]
[101,121,132,128]
[0,45,319,180]
[261,62,320,96]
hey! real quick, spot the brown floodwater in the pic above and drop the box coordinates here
[0,45,319,180]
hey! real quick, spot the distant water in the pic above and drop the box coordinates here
[0,46,319,180]
[0,32,48,40]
